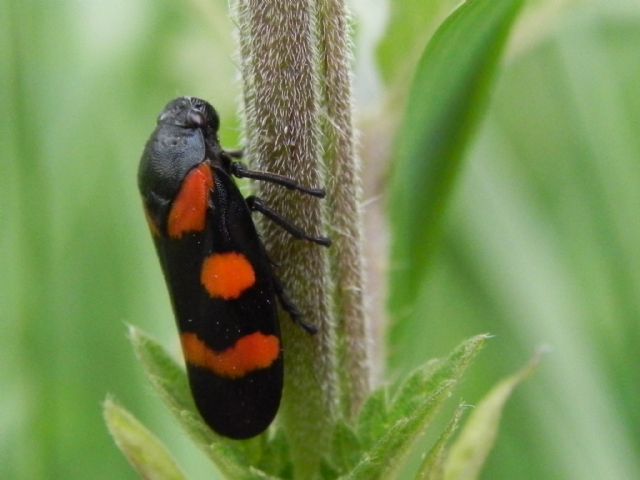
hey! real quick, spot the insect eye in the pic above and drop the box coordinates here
[187,110,206,127]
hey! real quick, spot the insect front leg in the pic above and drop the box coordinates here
[224,149,244,159]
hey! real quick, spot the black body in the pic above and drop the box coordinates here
[138,97,326,439]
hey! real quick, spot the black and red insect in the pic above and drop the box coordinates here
[138,97,329,439]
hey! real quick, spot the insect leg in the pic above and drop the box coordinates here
[270,272,318,335]
[225,149,244,159]
[231,162,326,198]
[246,196,331,247]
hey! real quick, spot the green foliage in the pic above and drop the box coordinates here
[103,398,186,480]
[56,0,530,477]
[343,335,488,479]
[377,0,458,86]
[5,0,639,478]
[416,403,467,480]
[389,0,526,316]
[387,2,640,478]
[114,330,520,479]
[442,355,540,480]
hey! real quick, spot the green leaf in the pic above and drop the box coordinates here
[388,0,527,317]
[344,335,488,479]
[103,397,186,480]
[256,428,293,479]
[386,335,487,434]
[129,326,279,480]
[343,416,413,480]
[442,354,540,480]
[416,402,467,480]
[354,358,441,451]
[329,421,363,474]
[355,386,389,449]
[377,0,458,85]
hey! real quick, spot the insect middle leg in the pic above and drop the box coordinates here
[245,196,331,247]
[230,162,326,198]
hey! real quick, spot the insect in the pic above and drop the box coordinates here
[138,97,329,439]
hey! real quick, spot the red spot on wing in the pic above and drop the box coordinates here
[168,163,214,239]
[201,252,256,300]
[181,332,280,379]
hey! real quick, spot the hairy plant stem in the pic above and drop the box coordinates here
[235,0,368,472]
[235,0,338,475]
[316,0,371,418]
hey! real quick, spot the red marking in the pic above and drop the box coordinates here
[168,164,214,239]
[201,252,256,300]
[181,332,280,379]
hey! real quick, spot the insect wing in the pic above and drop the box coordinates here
[150,161,283,440]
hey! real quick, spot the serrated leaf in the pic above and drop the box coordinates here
[389,358,444,419]
[343,384,451,480]
[103,397,186,480]
[317,420,362,479]
[129,326,280,480]
[331,421,363,473]
[417,402,467,480]
[355,387,389,450]
[387,335,488,432]
[388,0,527,316]
[443,355,540,480]
[345,335,488,479]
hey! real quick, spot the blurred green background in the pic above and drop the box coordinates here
[2,0,639,478]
